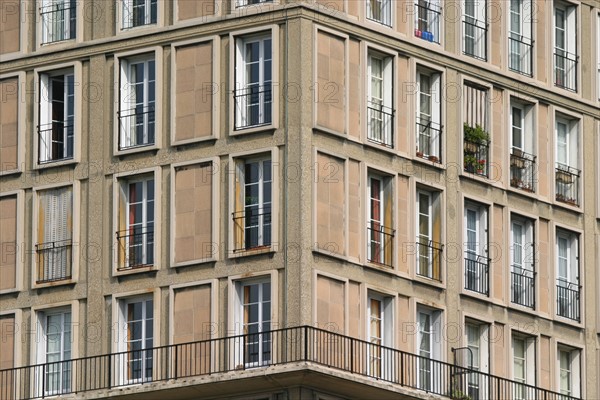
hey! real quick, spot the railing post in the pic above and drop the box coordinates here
[174,344,178,380]
[400,353,404,386]
[349,337,354,374]
[304,326,308,361]
[107,354,112,389]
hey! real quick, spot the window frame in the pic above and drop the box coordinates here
[462,0,488,61]
[552,0,578,92]
[366,291,394,379]
[511,333,536,395]
[509,214,536,308]
[39,0,77,46]
[555,228,580,321]
[367,49,394,148]
[463,201,489,295]
[464,320,490,399]
[556,345,581,398]
[416,304,443,392]
[366,0,393,27]
[415,187,443,282]
[120,0,158,30]
[415,66,443,162]
[414,0,442,45]
[508,0,534,76]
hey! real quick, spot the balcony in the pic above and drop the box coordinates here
[508,36,533,76]
[416,240,443,281]
[0,326,580,400]
[554,51,578,92]
[367,101,394,148]
[555,164,580,206]
[511,267,535,309]
[35,239,72,284]
[416,118,442,163]
[367,222,395,268]
[116,229,154,271]
[232,209,272,252]
[118,106,155,150]
[234,85,272,130]
[510,149,536,193]
[557,279,581,322]
[464,253,489,296]
[40,1,76,44]
[37,122,74,164]
[463,19,487,61]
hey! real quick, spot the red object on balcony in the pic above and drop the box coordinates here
[415,29,422,37]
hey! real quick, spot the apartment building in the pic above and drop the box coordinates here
[0,0,599,399]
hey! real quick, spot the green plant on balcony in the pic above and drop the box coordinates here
[451,390,473,400]
[464,154,486,173]
[464,123,490,148]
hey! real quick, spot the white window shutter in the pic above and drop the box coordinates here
[523,0,532,40]
[571,349,581,397]
[525,338,536,384]
[431,73,441,157]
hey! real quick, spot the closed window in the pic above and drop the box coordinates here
[236,0,272,7]
[35,309,72,397]
[558,346,581,397]
[417,306,442,392]
[465,321,490,399]
[416,68,442,161]
[236,279,272,367]
[464,202,489,295]
[367,292,393,379]
[463,0,487,60]
[118,297,154,384]
[556,230,580,321]
[367,173,394,267]
[367,52,394,147]
[554,2,578,91]
[555,115,580,206]
[414,0,441,43]
[509,0,533,75]
[510,216,535,308]
[510,100,536,192]
[367,0,392,26]
[512,335,536,400]
[416,189,443,281]
[122,0,157,29]
[40,0,76,44]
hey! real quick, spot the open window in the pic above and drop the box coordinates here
[117,296,154,384]
[417,305,442,392]
[556,229,580,321]
[464,201,489,295]
[367,172,394,267]
[367,292,393,379]
[367,51,394,148]
[553,1,578,91]
[416,188,443,281]
[416,67,442,162]
[463,83,490,177]
[414,0,441,44]
[510,215,535,308]
[464,321,490,399]
[463,0,487,60]
[509,0,533,76]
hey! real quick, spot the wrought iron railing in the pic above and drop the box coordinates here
[510,149,536,192]
[35,239,72,284]
[234,85,272,130]
[0,326,580,400]
[463,19,487,61]
[40,1,76,44]
[118,106,155,150]
[232,209,272,252]
[511,267,535,309]
[116,229,154,270]
[416,240,443,281]
[37,122,74,164]
[414,1,441,44]
[464,253,489,296]
[122,0,157,29]
[367,101,394,148]
[508,36,534,76]
[463,138,489,177]
[367,222,395,268]
[554,51,578,92]
[416,118,442,163]
[556,279,581,322]
[555,164,580,206]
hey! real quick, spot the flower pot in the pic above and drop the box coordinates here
[464,141,478,153]
[511,158,525,169]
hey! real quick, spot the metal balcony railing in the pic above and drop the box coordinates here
[414,1,441,43]
[367,101,394,148]
[416,240,443,281]
[118,106,155,150]
[367,222,395,268]
[555,164,580,206]
[0,326,580,400]
[232,209,272,252]
[40,1,76,44]
[416,118,442,163]
[116,229,154,270]
[463,19,487,61]
[122,0,157,29]
[35,239,72,284]
[510,149,536,193]
[463,138,489,177]
[234,85,272,130]
[554,51,578,92]
[37,122,74,164]
[508,36,534,76]
[464,253,490,296]
[557,279,581,322]
[511,267,535,309]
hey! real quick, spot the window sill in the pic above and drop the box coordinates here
[553,197,582,212]
[230,124,276,137]
[413,273,445,289]
[229,245,275,259]
[0,168,22,177]
[172,136,217,148]
[34,158,78,171]
[553,313,583,329]
[171,258,217,268]
[412,154,445,169]
[115,143,159,157]
[114,265,156,277]
[33,278,76,289]
[364,139,396,155]
[0,288,20,295]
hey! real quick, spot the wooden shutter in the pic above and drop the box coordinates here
[383,178,393,266]
[233,159,245,250]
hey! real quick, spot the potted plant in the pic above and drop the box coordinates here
[510,148,526,169]
[510,177,523,188]
[464,123,490,149]
[429,155,439,163]
[416,150,424,158]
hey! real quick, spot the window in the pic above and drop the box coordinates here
[122,0,157,29]
[416,189,443,281]
[416,68,442,162]
[510,100,536,192]
[116,176,155,270]
[367,173,394,267]
[465,321,490,399]
[118,55,155,150]
[36,309,72,397]
[463,84,490,176]
[36,186,73,284]
[556,230,580,321]
[464,202,489,295]
[38,69,74,164]
[234,33,272,130]
[232,156,272,252]
[367,292,393,379]
[555,115,580,206]
[40,0,76,44]
[554,2,578,91]
[367,51,394,147]
[512,335,536,400]
[510,216,535,308]
[118,297,153,384]
[417,306,442,392]
[509,0,533,76]
[367,0,392,26]
[235,279,271,367]
[463,0,487,60]
[597,13,600,99]
[414,0,441,44]
[557,346,581,397]
[236,0,272,7]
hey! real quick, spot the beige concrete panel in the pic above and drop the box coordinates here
[348,281,360,338]
[316,275,345,332]
[492,323,506,376]
[348,39,361,140]
[537,219,550,315]
[396,57,409,154]
[316,31,346,134]
[178,0,215,20]
[348,160,361,260]
[539,336,552,390]
[316,152,346,255]
[347,0,359,18]
[535,0,547,84]
[489,0,503,68]
[0,315,15,369]
[396,296,411,353]
[491,88,504,182]
[537,104,549,197]
[491,205,505,303]
[396,176,410,274]
[0,2,20,54]
[0,196,17,291]
[316,0,343,13]
[0,78,19,170]
[396,0,409,36]
[175,42,213,142]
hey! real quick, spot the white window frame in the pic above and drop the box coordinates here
[40,0,76,45]
[414,0,442,44]
[510,216,535,306]
[35,308,72,397]
[508,0,533,75]
[416,69,442,160]
[511,334,536,399]
[367,173,385,264]
[553,1,577,91]
[117,296,154,385]
[555,115,579,169]
[416,305,442,392]
[367,0,392,27]
[557,346,581,397]
[234,33,273,130]
[367,51,394,147]
[416,190,433,277]
[464,202,488,294]
[465,321,490,399]
[462,0,487,60]
[121,0,157,30]
[122,177,155,268]
[367,292,393,379]
[235,0,274,8]
[510,102,534,154]
[556,230,579,317]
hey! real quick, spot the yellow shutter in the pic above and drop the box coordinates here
[432,194,442,280]
[118,183,127,268]
[383,180,393,267]
[233,159,245,250]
